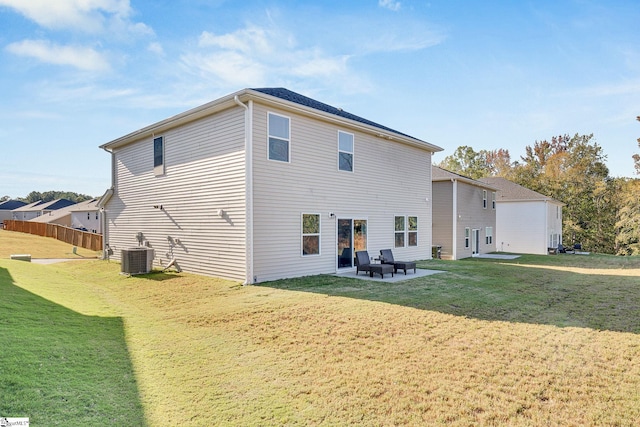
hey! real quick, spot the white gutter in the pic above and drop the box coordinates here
[234,95,254,285]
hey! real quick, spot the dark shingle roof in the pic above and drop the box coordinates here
[0,200,27,210]
[252,87,418,140]
[478,177,561,204]
[432,166,497,189]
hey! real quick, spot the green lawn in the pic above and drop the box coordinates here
[1,229,639,425]
[0,261,145,426]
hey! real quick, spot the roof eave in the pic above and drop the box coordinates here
[245,89,443,152]
[100,88,444,153]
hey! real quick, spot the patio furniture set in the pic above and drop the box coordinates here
[354,249,417,279]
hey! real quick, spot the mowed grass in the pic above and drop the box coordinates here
[1,229,640,425]
[0,229,100,259]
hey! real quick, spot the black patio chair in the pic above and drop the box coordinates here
[379,249,417,275]
[355,250,372,276]
[355,250,394,278]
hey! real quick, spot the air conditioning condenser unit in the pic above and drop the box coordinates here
[121,247,154,274]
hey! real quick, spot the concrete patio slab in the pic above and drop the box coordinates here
[334,268,445,283]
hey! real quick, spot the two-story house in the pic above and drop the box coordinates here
[99,88,443,283]
[432,166,497,259]
[478,177,563,255]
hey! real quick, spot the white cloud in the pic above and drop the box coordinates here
[292,54,350,78]
[379,0,401,11]
[6,39,111,71]
[182,23,356,89]
[147,42,164,56]
[0,0,150,35]
[198,26,275,55]
[181,50,267,87]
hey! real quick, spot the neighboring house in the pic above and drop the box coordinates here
[99,87,443,283]
[0,199,27,224]
[30,198,102,233]
[431,166,497,260]
[70,198,101,233]
[478,177,563,255]
[11,199,76,221]
[11,201,45,220]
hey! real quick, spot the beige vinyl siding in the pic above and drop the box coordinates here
[432,181,453,259]
[104,107,247,281]
[250,102,433,282]
[455,183,496,258]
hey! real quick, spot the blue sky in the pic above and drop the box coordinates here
[1,0,638,198]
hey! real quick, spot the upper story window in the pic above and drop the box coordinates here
[153,136,164,176]
[268,112,290,162]
[338,131,354,172]
[492,192,496,209]
[483,190,487,209]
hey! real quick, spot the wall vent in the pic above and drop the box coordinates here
[121,247,154,274]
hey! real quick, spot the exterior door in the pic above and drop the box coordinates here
[337,218,367,269]
[472,229,480,256]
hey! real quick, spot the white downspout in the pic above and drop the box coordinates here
[99,147,116,260]
[234,96,254,285]
[451,178,457,260]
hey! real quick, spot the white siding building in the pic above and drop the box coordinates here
[478,177,564,255]
[99,88,443,283]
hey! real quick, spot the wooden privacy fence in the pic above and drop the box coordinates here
[3,220,103,252]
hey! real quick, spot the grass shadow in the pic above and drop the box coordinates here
[0,267,147,425]
[258,255,640,334]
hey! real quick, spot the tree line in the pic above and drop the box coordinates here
[437,128,640,256]
[0,191,95,204]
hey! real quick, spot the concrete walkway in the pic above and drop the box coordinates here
[475,253,521,260]
[31,258,98,264]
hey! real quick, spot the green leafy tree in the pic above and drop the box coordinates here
[514,134,614,253]
[21,191,94,203]
[437,146,514,179]
[615,178,640,255]
[617,118,640,254]
[634,116,640,174]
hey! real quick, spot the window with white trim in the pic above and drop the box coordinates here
[302,213,320,256]
[153,136,164,176]
[465,227,470,248]
[483,190,487,209]
[485,227,493,244]
[338,131,354,172]
[395,216,405,248]
[408,216,418,246]
[492,192,496,209]
[268,112,290,162]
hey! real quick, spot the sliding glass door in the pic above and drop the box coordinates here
[337,218,367,268]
